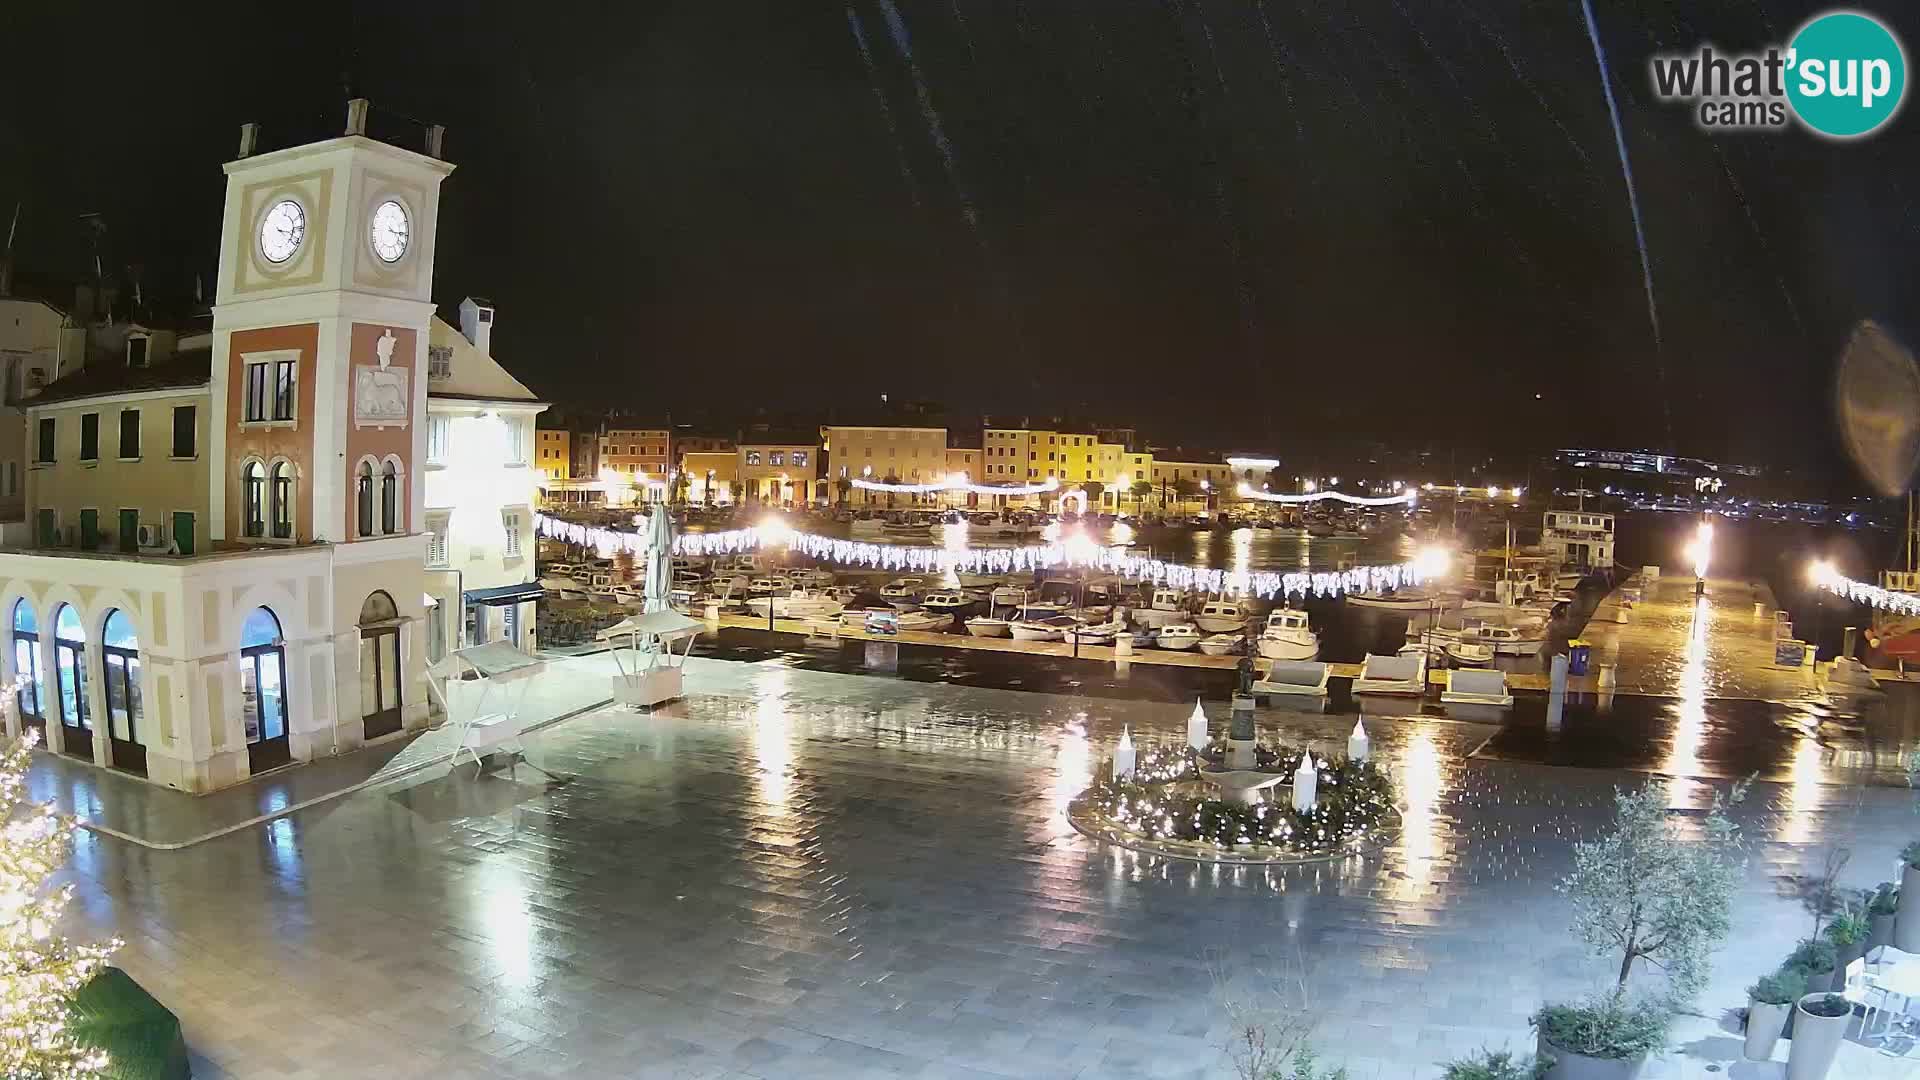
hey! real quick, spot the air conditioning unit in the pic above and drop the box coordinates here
[136,522,167,551]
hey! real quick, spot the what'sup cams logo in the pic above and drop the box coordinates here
[1650,10,1907,138]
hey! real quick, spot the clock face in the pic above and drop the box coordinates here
[258,199,306,265]
[369,200,411,263]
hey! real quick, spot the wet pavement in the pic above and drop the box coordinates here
[62,656,1920,1078]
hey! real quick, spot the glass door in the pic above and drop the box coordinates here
[242,645,290,773]
[359,627,402,740]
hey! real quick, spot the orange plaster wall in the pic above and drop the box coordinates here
[342,323,417,540]
[227,323,319,542]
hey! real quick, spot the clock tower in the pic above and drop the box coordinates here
[208,100,456,753]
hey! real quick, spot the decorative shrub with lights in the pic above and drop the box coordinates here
[1074,741,1396,860]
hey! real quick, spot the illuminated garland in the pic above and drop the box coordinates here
[1811,563,1920,616]
[533,514,1430,599]
[1079,741,1394,855]
[1235,484,1417,507]
[852,475,1061,496]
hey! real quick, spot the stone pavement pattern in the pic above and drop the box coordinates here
[53,656,1920,1078]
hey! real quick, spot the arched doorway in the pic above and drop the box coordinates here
[358,591,402,741]
[240,607,290,773]
[51,604,90,760]
[100,610,145,777]
[10,601,43,739]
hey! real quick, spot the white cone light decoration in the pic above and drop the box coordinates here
[1292,754,1318,812]
[1113,726,1137,781]
[1347,720,1370,763]
[1187,700,1209,750]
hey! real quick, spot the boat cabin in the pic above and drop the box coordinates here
[1541,510,1614,570]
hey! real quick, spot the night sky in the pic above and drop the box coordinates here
[5,2,1918,477]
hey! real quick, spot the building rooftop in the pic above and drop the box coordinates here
[29,347,210,406]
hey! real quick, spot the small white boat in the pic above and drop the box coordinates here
[1131,588,1191,629]
[747,576,790,597]
[838,606,895,628]
[1007,602,1068,620]
[989,585,1029,609]
[1065,619,1127,645]
[822,585,861,605]
[1010,615,1080,641]
[1463,624,1545,656]
[1197,633,1242,656]
[894,611,953,632]
[745,590,845,620]
[1345,590,1438,612]
[919,591,976,616]
[965,616,1012,637]
[879,579,922,607]
[1155,623,1201,650]
[1194,600,1252,634]
[1444,641,1495,666]
[788,568,835,589]
[1256,609,1320,661]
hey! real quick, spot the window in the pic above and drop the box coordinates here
[356,461,374,537]
[427,345,453,380]
[127,335,148,368]
[171,406,196,458]
[379,461,399,535]
[427,415,450,463]
[791,451,807,468]
[745,450,762,466]
[118,409,140,459]
[244,359,295,422]
[769,452,784,467]
[79,413,98,461]
[502,510,522,557]
[271,463,293,539]
[504,419,526,465]
[426,515,449,567]
[243,461,265,537]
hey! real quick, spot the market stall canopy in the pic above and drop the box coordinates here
[449,641,547,681]
[597,610,704,642]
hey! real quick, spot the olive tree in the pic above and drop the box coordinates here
[1561,781,1746,1002]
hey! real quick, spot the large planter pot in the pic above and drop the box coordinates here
[1785,994,1851,1080]
[1745,997,1791,1061]
[1897,864,1920,951]
[1870,911,1896,950]
[1538,1034,1646,1080]
[1782,967,1833,1038]
[1827,940,1866,992]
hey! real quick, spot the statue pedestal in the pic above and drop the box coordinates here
[1225,695,1257,767]
[1200,768,1286,806]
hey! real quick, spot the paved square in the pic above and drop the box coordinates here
[57,658,1920,1078]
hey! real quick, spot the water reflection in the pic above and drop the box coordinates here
[474,861,534,992]
[1777,731,1827,845]
[1049,713,1092,825]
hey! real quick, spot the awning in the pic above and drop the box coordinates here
[463,582,545,607]
[597,609,704,642]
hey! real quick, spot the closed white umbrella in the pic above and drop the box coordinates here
[643,507,674,612]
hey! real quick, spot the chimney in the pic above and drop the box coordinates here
[346,98,370,136]
[425,124,446,159]
[237,122,259,158]
[458,297,495,355]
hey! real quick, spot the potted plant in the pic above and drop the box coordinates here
[1784,937,1839,988]
[1532,995,1668,1080]
[1823,908,1869,992]
[1743,970,1804,1061]
[1443,1048,1547,1079]
[1868,883,1899,948]
[1897,841,1920,951]
[1786,993,1851,1080]
[1535,783,1744,1078]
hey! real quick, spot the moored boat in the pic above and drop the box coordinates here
[1256,609,1320,661]
[1197,633,1242,656]
[1155,623,1201,650]
[964,616,1012,637]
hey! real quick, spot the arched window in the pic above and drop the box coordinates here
[240,606,290,773]
[100,610,144,776]
[379,460,399,535]
[51,603,89,759]
[270,462,293,539]
[243,461,266,537]
[11,601,41,728]
[355,460,375,537]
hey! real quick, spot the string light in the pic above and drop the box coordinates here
[1811,561,1920,616]
[0,684,118,1076]
[1234,484,1417,507]
[534,514,1434,599]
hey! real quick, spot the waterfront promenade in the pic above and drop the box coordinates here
[44,647,1920,1078]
